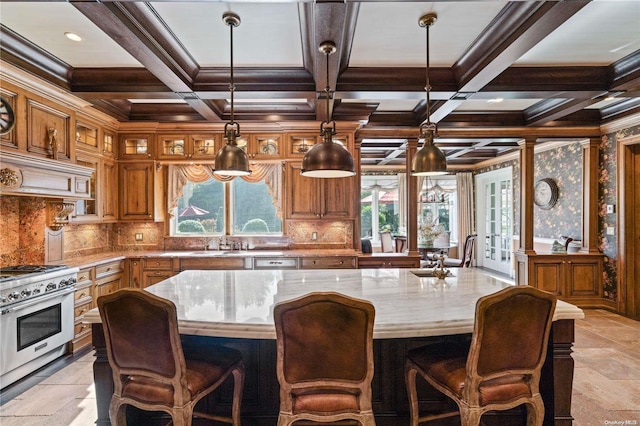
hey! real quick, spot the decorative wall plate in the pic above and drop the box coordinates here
[260,141,278,155]
[0,96,16,135]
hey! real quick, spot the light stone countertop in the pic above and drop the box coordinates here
[84,268,584,340]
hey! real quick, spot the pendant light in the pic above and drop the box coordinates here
[411,13,447,176]
[301,41,355,178]
[213,12,251,177]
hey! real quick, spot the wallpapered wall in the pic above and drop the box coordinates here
[474,142,583,240]
[599,123,640,300]
[475,122,640,302]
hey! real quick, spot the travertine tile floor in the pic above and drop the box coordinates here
[0,309,638,425]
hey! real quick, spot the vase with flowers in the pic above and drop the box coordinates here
[418,219,445,247]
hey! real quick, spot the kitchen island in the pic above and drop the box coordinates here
[85,268,584,425]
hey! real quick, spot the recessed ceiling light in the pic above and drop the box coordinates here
[487,98,503,104]
[64,32,82,42]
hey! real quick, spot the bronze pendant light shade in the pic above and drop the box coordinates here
[411,13,447,176]
[301,41,355,178]
[213,12,251,177]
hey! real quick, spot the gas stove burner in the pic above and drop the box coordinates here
[0,264,68,274]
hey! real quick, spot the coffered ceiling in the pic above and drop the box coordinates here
[1,1,639,169]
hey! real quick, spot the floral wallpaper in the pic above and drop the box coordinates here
[599,123,640,301]
[533,142,583,240]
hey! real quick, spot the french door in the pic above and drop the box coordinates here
[475,168,513,276]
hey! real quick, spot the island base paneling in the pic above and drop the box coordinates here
[91,320,575,425]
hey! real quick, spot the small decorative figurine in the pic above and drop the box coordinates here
[432,254,450,280]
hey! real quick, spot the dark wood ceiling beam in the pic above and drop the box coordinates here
[0,25,71,89]
[601,98,640,123]
[454,1,589,93]
[312,2,359,122]
[72,1,223,121]
[194,68,315,94]
[609,50,640,92]
[71,68,170,93]
[484,66,610,93]
[525,97,604,127]
[72,2,193,92]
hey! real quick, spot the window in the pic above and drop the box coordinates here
[361,175,400,244]
[360,174,459,246]
[170,164,282,236]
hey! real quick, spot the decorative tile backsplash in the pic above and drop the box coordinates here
[0,196,46,265]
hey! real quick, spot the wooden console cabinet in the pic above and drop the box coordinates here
[515,252,604,307]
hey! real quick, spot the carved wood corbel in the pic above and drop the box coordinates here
[47,201,75,230]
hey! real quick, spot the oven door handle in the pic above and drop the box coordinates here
[1,287,75,315]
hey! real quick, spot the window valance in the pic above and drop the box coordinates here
[167,163,283,218]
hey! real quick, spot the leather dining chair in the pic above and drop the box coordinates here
[97,288,245,426]
[405,285,557,426]
[274,292,376,425]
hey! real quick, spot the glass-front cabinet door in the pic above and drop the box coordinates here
[119,134,153,159]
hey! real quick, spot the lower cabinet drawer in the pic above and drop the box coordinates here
[96,260,124,278]
[181,257,248,270]
[301,256,356,269]
[142,258,173,270]
[358,256,420,269]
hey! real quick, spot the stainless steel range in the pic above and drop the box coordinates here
[0,265,78,389]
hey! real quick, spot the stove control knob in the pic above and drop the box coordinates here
[68,277,77,285]
[46,283,57,291]
[21,289,32,297]
[59,280,68,287]
[8,292,20,301]
[32,288,41,295]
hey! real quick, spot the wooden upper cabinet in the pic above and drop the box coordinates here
[118,133,153,160]
[285,162,354,220]
[103,130,116,157]
[26,99,71,160]
[286,132,352,159]
[288,133,319,158]
[156,134,219,160]
[75,121,98,151]
[118,161,161,221]
[234,134,282,160]
[101,158,117,221]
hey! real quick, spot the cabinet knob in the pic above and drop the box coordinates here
[339,261,344,264]
[155,261,160,265]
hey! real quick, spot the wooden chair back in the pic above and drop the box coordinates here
[274,292,376,425]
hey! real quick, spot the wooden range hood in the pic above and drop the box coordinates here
[0,151,93,200]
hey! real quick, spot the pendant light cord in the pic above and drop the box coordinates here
[229,19,235,126]
[420,14,437,138]
[319,41,336,135]
[425,21,431,127]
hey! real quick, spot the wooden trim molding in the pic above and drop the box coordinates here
[617,133,640,318]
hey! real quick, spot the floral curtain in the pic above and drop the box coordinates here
[167,163,283,218]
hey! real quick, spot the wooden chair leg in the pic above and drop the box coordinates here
[405,363,420,426]
[526,396,545,426]
[109,400,127,426]
[231,363,245,426]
